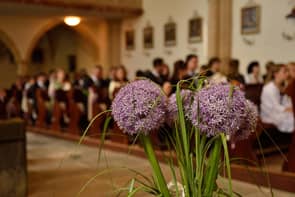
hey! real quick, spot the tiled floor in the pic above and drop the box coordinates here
[27,132,295,197]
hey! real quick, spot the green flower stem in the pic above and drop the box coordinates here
[221,133,233,197]
[204,137,222,197]
[140,134,170,197]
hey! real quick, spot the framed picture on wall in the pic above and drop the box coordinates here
[188,17,202,43]
[125,30,135,50]
[164,22,176,47]
[241,5,260,34]
[143,26,154,49]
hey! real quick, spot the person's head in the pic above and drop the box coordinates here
[115,65,127,82]
[48,69,57,80]
[56,68,66,82]
[269,64,288,84]
[265,61,275,73]
[109,66,117,80]
[185,54,198,73]
[229,59,240,76]
[287,62,295,80]
[199,64,208,74]
[37,72,47,84]
[208,57,221,73]
[161,64,170,78]
[0,88,6,99]
[28,75,36,84]
[153,58,164,73]
[93,65,103,79]
[247,61,260,76]
[79,68,88,77]
[172,60,187,80]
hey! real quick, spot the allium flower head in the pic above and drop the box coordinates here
[111,80,167,135]
[188,83,257,139]
[232,100,258,141]
[166,89,194,125]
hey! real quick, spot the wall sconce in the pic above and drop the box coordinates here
[125,52,133,58]
[143,51,150,57]
[282,32,295,41]
[164,49,172,55]
[64,16,81,26]
[242,36,255,45]
[282,7,295,41]
[187,46,198,53]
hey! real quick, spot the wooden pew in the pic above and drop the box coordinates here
[51,89,68,131]
[35,89,49,128]
[228,84,263,164]
[88,87,109,138]
[67,88,85,135]
[244,84,263,108]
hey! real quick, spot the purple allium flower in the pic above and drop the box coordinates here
[188,83,257,139]
[166,89,194,125]
[111,80,167,135]
[231,100,258,141]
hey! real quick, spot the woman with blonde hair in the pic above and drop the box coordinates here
[260,64,294,133]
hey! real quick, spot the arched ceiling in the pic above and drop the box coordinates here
[0,0,143,18]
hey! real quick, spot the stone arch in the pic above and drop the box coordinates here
[0,28,22,65]
[24,18,100,68]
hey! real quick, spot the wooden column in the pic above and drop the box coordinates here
[17,60,28,76]
[208,0,220,58]
[208,0,233,73]
[107,19,122,67]
[218,0,232,73]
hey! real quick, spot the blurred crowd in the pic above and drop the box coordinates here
[0,55,294,139]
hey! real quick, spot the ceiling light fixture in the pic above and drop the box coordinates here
[64,16,81,26]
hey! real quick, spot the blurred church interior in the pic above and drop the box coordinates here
[0,0,295,196]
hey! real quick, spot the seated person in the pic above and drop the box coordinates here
[145,58,165,85]
[108,65,128,100]
[260,64,294,145]
[170,60,187,93]
[227,59,245,87]
[184,54,198,78]
[246,61,263,84]
[207,57,227,84]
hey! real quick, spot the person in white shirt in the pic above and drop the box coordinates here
[260,64,294,133]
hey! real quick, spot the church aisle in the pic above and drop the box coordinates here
[27,132,294,197]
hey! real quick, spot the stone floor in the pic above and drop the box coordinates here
[27,132,295,197]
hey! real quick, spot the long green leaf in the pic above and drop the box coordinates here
[140,134,170,197]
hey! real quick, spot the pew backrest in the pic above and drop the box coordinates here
[245,84,264,109]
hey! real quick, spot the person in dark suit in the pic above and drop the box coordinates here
[88,65,109,89]
[145,58,165,85]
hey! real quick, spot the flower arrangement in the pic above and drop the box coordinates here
[99,79,257,196]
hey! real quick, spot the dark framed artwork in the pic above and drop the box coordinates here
[125,30,135,50]
[241,5,260,34]
[143,26,154,49]
[188,17,202,43]
[164,22,176,47]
